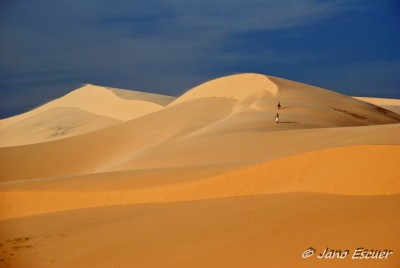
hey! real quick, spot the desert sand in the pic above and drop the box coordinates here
[0,73,399,267]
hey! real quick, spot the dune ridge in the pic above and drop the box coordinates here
[0,85,165,128]
[0,85,177,147]
[354,96,400,114]
[169,73,278,106]
[107,87,176,105]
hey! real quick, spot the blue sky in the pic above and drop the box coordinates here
[0,0,399,118]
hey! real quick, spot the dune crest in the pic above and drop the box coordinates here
[107,87,176,106]
[354,96,400,114]
[169,73,278,106]
[0,84,170,130]
[0,85,178,147]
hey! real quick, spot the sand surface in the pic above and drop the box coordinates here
[1,193,399,268]
[0,73,399,267]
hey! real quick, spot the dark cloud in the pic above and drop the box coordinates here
[0,0,399,118]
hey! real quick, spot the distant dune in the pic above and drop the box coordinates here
[108,87,176,106]
[0,84,175,147]
[354,96,400,114]
[0,73,399,267]
[0,107,120,147]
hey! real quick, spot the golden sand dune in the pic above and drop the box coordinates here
[1,145,399,220]
[0,73,399,267]
[171,74,400,133]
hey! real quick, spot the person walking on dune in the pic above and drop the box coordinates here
[275,113,279,123]
[277,101,281,110]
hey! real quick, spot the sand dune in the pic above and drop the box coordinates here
[0,73,399,267]
[0,85,165,127]
[108,87,176,106]
[354,97,400,114]
[0,85,175,147]
[169,73,278,106]
[1,121,399,182]
[0,107,120,147]
[1,74,399,180]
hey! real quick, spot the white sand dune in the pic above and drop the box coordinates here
[0,73,399,267]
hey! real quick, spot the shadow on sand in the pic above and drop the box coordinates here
[278,106,290,110]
